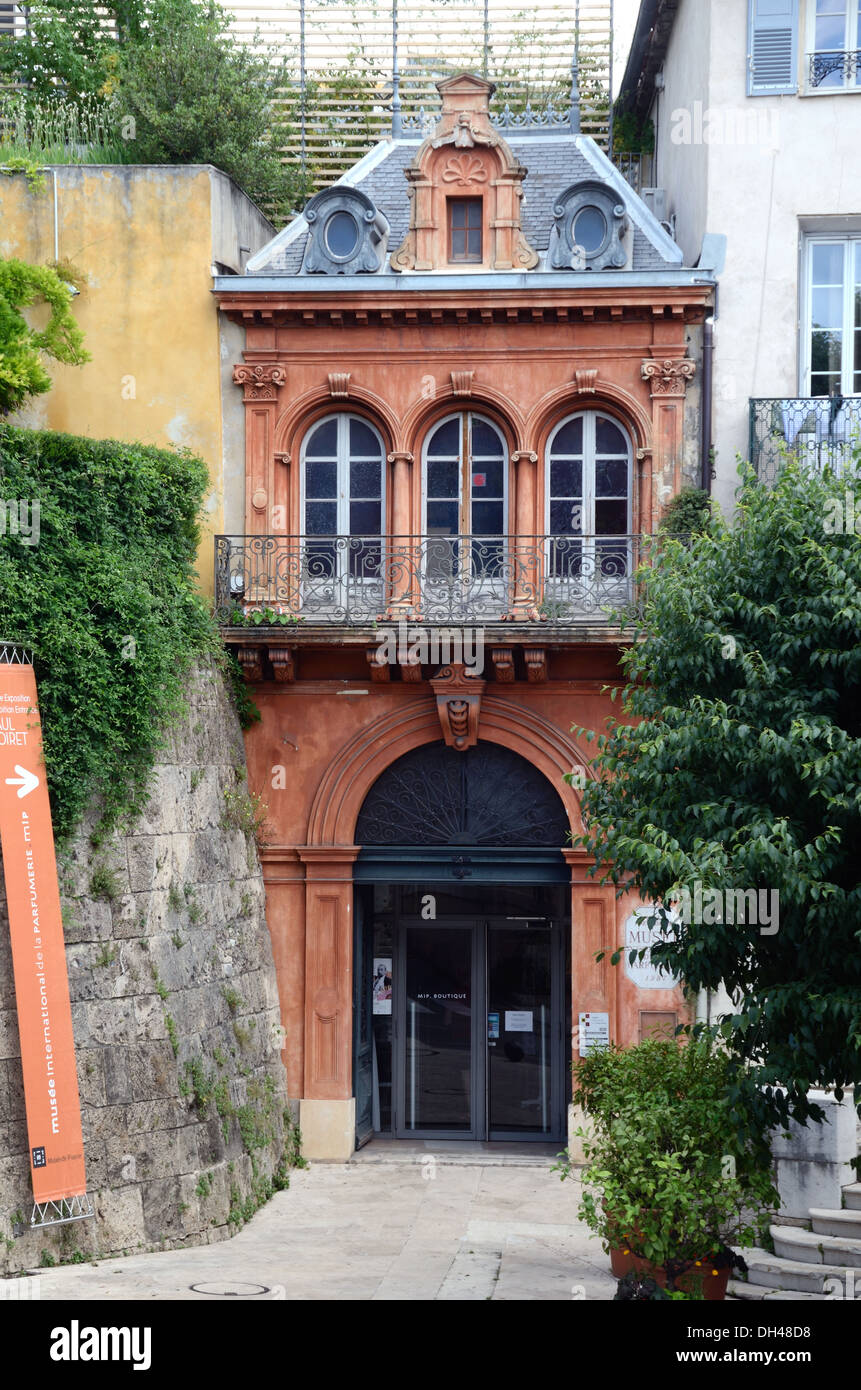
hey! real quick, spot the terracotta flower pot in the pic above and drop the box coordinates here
[610,1244,730,1301]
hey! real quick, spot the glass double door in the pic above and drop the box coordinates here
[394,919,565,1141]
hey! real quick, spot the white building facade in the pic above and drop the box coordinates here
[619,0,861,512]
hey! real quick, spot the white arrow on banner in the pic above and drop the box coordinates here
[5,765,39,798]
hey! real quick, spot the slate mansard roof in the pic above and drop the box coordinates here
[244,131,686,280]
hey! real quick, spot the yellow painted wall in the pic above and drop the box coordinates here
[0,165,270,594]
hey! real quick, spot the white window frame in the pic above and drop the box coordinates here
[543,410,634,611]
[299,411,386,616]
[420,411,509,539]
[805,0,861,92]
[543,410,633,537]
[801,233,861,396]
[419,411,510,617]
[300,411,386,538]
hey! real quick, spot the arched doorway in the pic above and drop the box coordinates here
[352,741,571,1146]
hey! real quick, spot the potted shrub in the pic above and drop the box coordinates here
[556,1036,777,1299]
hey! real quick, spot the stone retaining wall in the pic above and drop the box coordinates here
[0,661,293,1273]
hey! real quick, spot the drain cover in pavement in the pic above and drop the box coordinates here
[190,1282,270,1297]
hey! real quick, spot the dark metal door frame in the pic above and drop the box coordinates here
[393,917,482,1141]
[390,912,566,1143]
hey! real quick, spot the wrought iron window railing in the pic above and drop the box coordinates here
[808,49,861,87]
[749,397,861,486]
[214,534,643,626]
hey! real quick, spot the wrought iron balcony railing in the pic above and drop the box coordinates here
[809,49,861,87]
[749,396,861,486]
[214,534,643,627]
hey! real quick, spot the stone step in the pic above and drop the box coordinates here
[744,1246,860,1295]
[810,1207,861,1241]
[842,1183,861,1211]
[772,1223,861,1269]
[727,1279,830,1302]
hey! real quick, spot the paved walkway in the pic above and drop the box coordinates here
[30,1149,615,1301]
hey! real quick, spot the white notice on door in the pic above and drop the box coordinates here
[578,1012,610,1055]
[504,1010,533,1032]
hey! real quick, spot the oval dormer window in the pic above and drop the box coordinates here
[573,206,608,255]
[324,210,360,260]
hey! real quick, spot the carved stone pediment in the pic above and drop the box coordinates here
[430,662,486,751]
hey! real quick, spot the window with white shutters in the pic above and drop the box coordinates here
[748,0,799,94]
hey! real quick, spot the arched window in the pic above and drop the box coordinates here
[545,411,633,603]
[422,413,508,601]
[300,412,386,615]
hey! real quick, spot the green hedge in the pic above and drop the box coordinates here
[0,423,217,842]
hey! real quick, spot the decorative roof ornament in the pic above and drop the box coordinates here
[301,186,389,275]
[548,179,629,271]
[390,72,539,273]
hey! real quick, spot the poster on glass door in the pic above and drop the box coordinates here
[373,958,392,1014]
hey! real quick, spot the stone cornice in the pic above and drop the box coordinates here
[216,285,712,331]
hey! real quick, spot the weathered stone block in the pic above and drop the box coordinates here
[770,1090,857,1164]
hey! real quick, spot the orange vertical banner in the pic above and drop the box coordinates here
[0,658,87,1206]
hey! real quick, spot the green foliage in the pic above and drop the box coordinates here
[572,460,861,1128]
[0,2,125,103]
[0,1,300,217]
[224,649,262,730]
[165,1014,179,1056]
[612,104,655,155]
[0,424,216,841]
[0,258,89,415]
[94,943,118,967]
[195,1171,212,1199]
[39,1250,56,1267]
[115,0,299,219]
[221,786,268,845]
[0,155,48,191]
[183,883,202,924]
[659,487,715,537]
[222,986,242,1015]
[89,864,122,901]
[221,605,303,629]
[0,93,131,166]
[561,1038,777,1280]
[150,965,169,1002]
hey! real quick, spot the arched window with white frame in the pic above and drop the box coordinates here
[545,411,633,610]
[421,412,509,614]
[300,412,386,617]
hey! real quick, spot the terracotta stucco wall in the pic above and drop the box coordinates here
[242,665,689,1106]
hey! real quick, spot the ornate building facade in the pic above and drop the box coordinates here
[215,73,718,1158]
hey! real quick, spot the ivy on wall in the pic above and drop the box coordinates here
[0,423,218,841]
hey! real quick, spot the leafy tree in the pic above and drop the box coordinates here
[0,1,145,102]
[0,0,298,218]
[115,0,298,218]
[572,461,861,1129]
[660,486,715,536]
[0,258,89,415]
